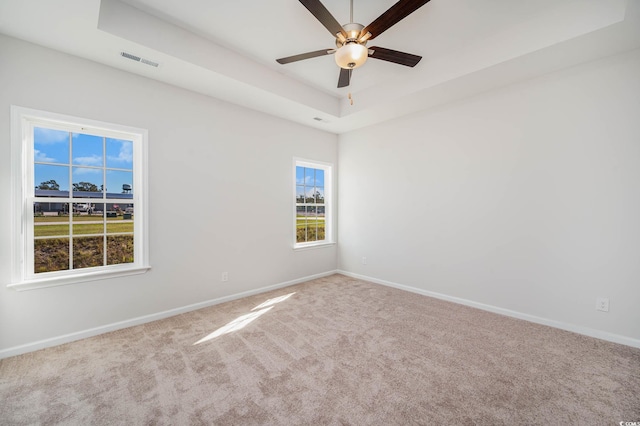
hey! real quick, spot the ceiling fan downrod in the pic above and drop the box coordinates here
[350,0,353,23]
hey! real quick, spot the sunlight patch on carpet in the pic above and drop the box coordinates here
[193,307,274,345]
[252,292,295,311]
[193,292,296,345]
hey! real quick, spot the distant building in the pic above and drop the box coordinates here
[34,189,133,213]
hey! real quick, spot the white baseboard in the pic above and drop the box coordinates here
[0,270,338,360]
[337,270,640,349]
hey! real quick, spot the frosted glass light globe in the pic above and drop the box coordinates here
[335,43,368,69]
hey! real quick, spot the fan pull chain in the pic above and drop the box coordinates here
[348,92,354,106]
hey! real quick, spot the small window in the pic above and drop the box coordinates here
[9,106,149,290]
[294,159,332,248]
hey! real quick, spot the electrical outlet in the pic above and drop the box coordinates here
[596,298,609,312]
[362,257,367,265]
[221,272,228,282]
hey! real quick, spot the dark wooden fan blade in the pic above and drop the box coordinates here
[368,46,422,67]
[276,49,333,64]
[362,0,431,40]
[299,0,347,38]
[337,68,352,88]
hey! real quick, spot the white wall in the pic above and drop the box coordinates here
[338,49,640,343]
[0,35,338,353]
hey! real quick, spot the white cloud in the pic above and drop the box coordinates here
[34,127,69,144]
[107,141,133,164]
[296,175,315,186]
[34,149,56,163]
[73,167,101,175]
[73,155,102,166]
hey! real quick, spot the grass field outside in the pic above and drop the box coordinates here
[296,216,325,243]
[34,235,134,273]
[35,215,125,223]
[33,214,135,273]
[35,222,133,237]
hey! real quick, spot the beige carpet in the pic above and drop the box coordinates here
[1,274,639,425]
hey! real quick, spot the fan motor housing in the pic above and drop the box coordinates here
[335,23,366,48]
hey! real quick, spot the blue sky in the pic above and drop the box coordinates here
[34,127,134,195]
[296,166,324,201]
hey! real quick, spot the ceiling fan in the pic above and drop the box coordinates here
[276,0,431,88]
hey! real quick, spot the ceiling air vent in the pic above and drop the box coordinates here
[120,52,159,68]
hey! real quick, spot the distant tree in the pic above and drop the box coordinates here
[73,181,99,192]
[304,191,324,204]
[37,180,60,190]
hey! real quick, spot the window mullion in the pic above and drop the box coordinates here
[68,131,74,271]
[103,136,107,267]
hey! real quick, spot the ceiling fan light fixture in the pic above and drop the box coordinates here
[335,42,368,69]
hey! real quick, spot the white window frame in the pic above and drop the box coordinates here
[9,106,150,291]
[293,158,334,249]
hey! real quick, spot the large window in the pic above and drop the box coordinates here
[294,159,332,248]
[9,106,149,290]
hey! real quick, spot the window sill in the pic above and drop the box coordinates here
[7,266,151,291]
[293,241,336,251]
